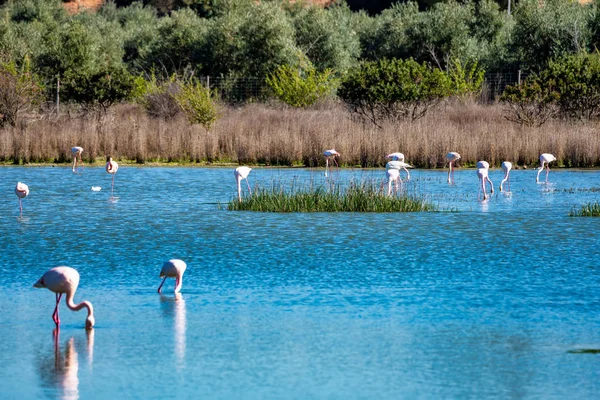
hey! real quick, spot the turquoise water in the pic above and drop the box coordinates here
[0,166,598,399]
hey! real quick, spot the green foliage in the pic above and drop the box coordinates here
[511,0,592,72]
[266,63,338,108]
[338,58,454,126]
[0,56,44,126]
[228,179,437,213]
[501,53,600,125]
[569,202,600,217]
[546,52,600,120]
[447,59,485,99]
[62,66,135,109]
[174,80,219,130]
[500,76,559,127]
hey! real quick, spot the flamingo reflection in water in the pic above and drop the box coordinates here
[38,329,94,400]
[160,292,186,368]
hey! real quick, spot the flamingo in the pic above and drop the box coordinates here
[234,166,252,201]
[323,149,340,178]
[158,259,187,294]
[446,152,461,183]
[476,160,494,195]
[536,153,556,183]
[71,147,83,172]
[385,168,400,196]
[105,157,119,198]
[15,181,29,216]
[477,168,493,200]
[500,161,512,192]
[386,153,413,180]
[33,266,95,330]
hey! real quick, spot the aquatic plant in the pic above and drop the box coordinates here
[569,202,600,217]
[227,179,437,212]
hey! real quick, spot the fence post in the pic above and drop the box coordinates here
[517,70,521,85]
[56,77,60,116]
[206,75,210,89]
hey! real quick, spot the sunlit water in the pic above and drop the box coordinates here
[0,166,598,399]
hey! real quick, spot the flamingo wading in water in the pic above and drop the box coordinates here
[536,153,556,183]
[158,259,187,294]
[15,181,29,216]
[105,157,119,198]
[34,266,95,330]
[234,166,252,201]
[476,161,494,198]
[477,167,493,200]
[446,152,461,183]
[386,153,413,180]
[323,149,340,178]
[500,161,512,192]
[385,168,400,196]
[71,146,83,172]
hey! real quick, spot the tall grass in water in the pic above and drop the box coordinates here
[228,179,437,212]
[569,202,600,217]
[3,102,600,168]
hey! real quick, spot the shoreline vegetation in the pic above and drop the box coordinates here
[2,102,600,169]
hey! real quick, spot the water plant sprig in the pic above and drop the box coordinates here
[569,202,600,217]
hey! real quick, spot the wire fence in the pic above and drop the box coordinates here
[189,71,528,104]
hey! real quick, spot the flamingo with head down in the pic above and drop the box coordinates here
[71,147,83,172]
[158,259,187,294]
[500,161,512,192]
[323,149,340,178]
[234,166,252,201]
[536,153,556,183]
[446,152,461,183]
[34,266,95,330]
[15,182,29,216]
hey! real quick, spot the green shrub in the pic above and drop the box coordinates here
[0,57,44,127]
[500,76,559,127]
[266,63,338,108]
[62,66,135,110]
[175,80,219,130]
[569,202,600,217]
[338,58,453,126]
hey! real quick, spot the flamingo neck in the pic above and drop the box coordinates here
[66,292,94,320]
[174,273,184,293]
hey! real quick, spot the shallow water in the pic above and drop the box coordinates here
[0,166,599,399]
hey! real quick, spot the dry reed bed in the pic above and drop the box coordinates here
[1,103,599,168]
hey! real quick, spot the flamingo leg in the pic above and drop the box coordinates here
[157,277,168,293]
[325,158,329,178]
[111,173,115,197]
[19,198,22,214]
[246,178,251,195]
[546,164,550,182]
[53,293,63,327]
[448,162,453,183]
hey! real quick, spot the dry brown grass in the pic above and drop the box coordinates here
[2,101,600,168]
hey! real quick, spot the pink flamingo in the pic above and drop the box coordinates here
[386,153,413,180]
[323,149,340,178]
[105,157,119,197]
[500,161,512,192]
[158,259,187,294]
[536,153,556,183]
[15,181,29,216]
[476,160,494,197]
[33,266,95,330]
[234,166,252,201]
[446,152,461,183]
[71,147,83,172]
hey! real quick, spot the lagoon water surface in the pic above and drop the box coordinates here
[0,166,599,399]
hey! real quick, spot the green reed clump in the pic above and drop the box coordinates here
[228,180,437,212]
[569,202,600,217]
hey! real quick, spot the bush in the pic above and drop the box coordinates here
[62,66,135,110]
[500,77,559,127]
[175,80,219,130]
[266,63,338,108]
[0,57,44,127]
[338,58,453,126]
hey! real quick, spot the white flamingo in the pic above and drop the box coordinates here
[536,153,556,183]
[234,166,252,201]
[500,161,512,192]
[323,149,340,178]
[476,161,494,197]
[15,181,29,216]
[386,153,413,180]
[105,157,119,198]
[71,147,83,172]
[446,152,461,183]
[477,168,493,200]
[385,168,401,196]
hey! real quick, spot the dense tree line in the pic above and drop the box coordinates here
[0,0,599,107]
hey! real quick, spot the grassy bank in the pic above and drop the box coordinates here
[2,102,600,168]
[569,202,600,217]
[227,180,437,212]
